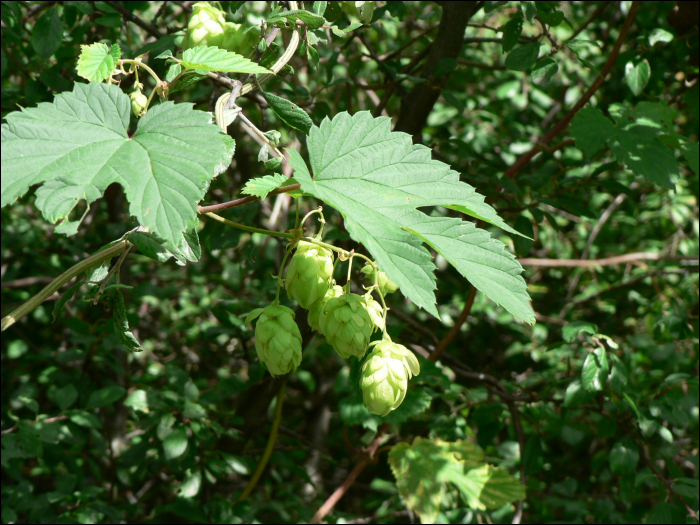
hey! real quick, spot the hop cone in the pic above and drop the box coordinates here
[308,284,343,332]
[254,304,302,377]
[130,91,148,118]
[361,263,398,297]
[362,293,385,332]
[360,340,420,416]
[285,241,334,309]
[221,22,260,54]
[181,2,226,50]
[320,294,373,359]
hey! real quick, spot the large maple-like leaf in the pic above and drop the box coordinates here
[288,111,534,323]
[1,82,234,245]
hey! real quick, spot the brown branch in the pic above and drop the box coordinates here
[197,184,301,214]
[1,276,55,288]
[503,1,639,180]
[632,434,700,522]
[518,253,698,268]
[428,285,477,361]
[569,1,612,41]
[308,423,390,524]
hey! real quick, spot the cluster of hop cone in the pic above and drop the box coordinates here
[246,240,420,416]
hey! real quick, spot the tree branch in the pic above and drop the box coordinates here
[393,2,481,142]
[518,253,698,267]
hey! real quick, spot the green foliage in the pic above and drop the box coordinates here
[1,1,698,524]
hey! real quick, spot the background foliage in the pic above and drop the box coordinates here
[1,1,698,523]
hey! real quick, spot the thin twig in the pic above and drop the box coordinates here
[308,423,390,524]
[518,253,698,268]
[103,1,163,38]
[632,434,700,522]
[428,285,477,361]
[197,184,301,214]
[569,1,612,41]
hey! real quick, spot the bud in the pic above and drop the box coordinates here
[362,293,385,332]
[130,91,148,118]
[361,263,398,297]
[308,284,343,332]
[285,241,334,309]
[320,293,373,359]
[360,340,420,416]
[181,2,226,50]
[252,304,302,377]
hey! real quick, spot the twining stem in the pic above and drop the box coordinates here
[120,59,161,87]
[237,378,287,503]
[203,212,294,240]
[275,247,294,304]
[0,240,131,332]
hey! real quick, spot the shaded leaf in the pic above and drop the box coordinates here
[582,347,608,392]
[505,43,541,71]
[261,91,314,133]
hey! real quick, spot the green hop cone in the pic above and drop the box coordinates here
[360,339,420,416]
[320,293,373,359]
[308,284,343,332]
[252,304,302,377]
[285,241,334,309]
[221,22,261,55]
[181,2,226,50]
[362,293,385,332]
[360,263,398,297]
[129,91,148,118]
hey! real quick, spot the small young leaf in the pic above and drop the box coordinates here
[241,174,288,200]
[261,91,314,133]
[625,60,651,96]
[77,42,121,82]
[268,9,326,30]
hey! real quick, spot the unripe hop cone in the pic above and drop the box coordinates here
[362,293,385,332]
[361,263,398,297]
[360,340,420,416]
[308,284,343,332]
[181,2,226,50]
[285,241,334,309]
[320,293,373,359]
[252,304,302,377]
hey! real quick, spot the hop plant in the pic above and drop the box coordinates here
[129,90,148,118]
[320,293,373,359]
[285,241,334,309]
[221,22,261,55]
[362,292,385,332]
[361,262,398,297]
[247,304,302,377]
[308,284,343,332]
[181,2,226,50]
[360,339,420,416]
